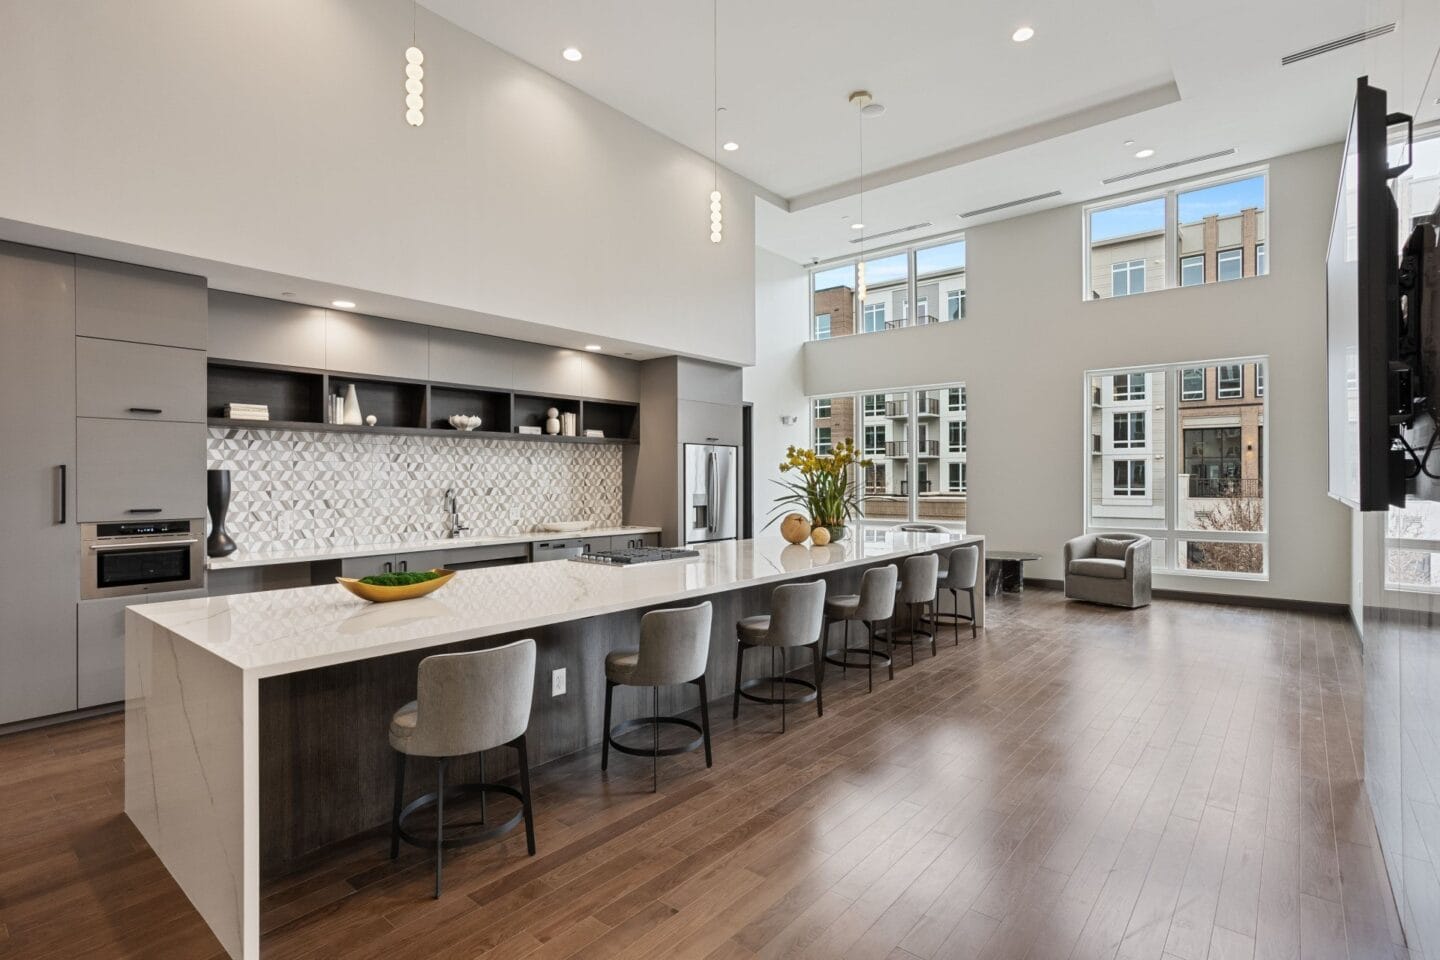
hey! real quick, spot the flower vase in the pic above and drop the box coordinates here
[206,468,238,558]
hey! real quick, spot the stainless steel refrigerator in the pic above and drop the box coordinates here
[683,443,738,544]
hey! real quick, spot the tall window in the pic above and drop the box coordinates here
[1086,170,1269,300]
[1217,364,1242,398]
[807,236,963,341]
[1181,367,1205,401]
[1113,411,1146,448]
[1086,357,1269,578]
[813,313,832,340]
[1111,259,1146,297]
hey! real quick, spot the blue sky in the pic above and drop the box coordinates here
[1089,175,1266,243]
[813,239,965,291]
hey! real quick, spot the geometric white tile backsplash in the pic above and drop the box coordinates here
[207,427,623,551]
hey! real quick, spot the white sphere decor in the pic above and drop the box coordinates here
[405,46,424,65]
[404,48,425,126]
[406,62,423,80]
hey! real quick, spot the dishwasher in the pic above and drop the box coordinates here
[531,540,584,562]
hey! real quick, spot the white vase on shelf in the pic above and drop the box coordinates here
[545,406,561,435]
[343,384,363,425]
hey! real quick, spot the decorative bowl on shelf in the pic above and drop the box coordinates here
[448,414,483,431]
[336,569,456,602]
[536,520,596,532]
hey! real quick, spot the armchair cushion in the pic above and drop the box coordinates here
[1094,537,1132,561]
[1069,558,1128,580]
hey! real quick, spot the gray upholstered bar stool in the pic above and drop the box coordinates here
[926,545,979,644]
[881,553,941,664]
[822,564,899,692]
[733,580,828,732]
[602,601,714,793]
[388,638,537,899]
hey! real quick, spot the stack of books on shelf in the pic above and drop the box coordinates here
[223,403,270,421]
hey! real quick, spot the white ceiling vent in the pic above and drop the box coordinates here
[1102,148,1237,185]
[960,190,1063,219]
[1280,24,1395,66]
[847,222,933,244]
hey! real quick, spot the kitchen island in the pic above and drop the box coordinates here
[125,528,983,959]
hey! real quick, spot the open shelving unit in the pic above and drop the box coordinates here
[206,361,638,445]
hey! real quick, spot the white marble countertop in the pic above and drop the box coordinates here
[139,529,983,678]
[205,525,664,570]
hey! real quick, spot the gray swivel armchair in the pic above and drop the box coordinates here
[1063,533,1152,608]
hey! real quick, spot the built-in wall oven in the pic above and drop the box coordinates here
[81,519,205,600]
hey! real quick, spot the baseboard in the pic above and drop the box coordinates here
[1023,578,1349,617]
[0,702,122,737]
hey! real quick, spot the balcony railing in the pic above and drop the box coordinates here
[885,439,941,458]
[1188,477,1263,499]
[885,397,941,418]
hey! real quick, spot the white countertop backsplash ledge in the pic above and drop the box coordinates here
[141,531,983,677]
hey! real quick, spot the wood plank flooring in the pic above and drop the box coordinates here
[0,588,1409,959]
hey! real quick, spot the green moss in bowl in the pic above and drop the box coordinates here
[358,570,444,587]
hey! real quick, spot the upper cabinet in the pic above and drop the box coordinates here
[429,326,640,402]
[325,310,429,381]
[75,256,207,349]
[675,357,743,405]
[209,291,326,369]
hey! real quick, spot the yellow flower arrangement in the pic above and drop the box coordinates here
[769,438,872,532]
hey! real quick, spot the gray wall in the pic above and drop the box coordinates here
[801,145,1349,605]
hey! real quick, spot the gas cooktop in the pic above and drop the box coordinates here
[570,547,700,565]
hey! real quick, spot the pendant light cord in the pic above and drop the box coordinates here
[712,0,719,190]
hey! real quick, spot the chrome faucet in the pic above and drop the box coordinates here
[444,488,470,538]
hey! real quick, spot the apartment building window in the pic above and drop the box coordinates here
[864,424,885,456]
[862,301,886,333]
[1114,372,1146,402]
[1217,364,1242,398]
[1086,357,1269,579]
[863,393,884,417]
[1113,411,1146,448]
[814,426,832,454]
[1113,460,1146,496]
[814,313,832,340]
[1085,170,1268,300]
[947,387,962,412]
[813,398,831,418]
[1180,255,1204,286]
[1217,248,1243,282]
[948,462,964,492]
[1181,367,1205,401]
[1255,364,1265,396]
[1111,259,1146,297]
[947,289,967,321]
[916,297,929,322]
[948,420,962,453]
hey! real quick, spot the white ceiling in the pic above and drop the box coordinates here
[422,0,1440,264]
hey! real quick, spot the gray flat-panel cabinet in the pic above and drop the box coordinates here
[427,327,515,390]
[78,589,206,708]
[678,399,742,446]
[339,554,400,579]
[0,242,79,725]
[613,533,661,550]
[326,311,429,381]
[75,256,207,349]
[76,419,206,521]
[77,338,206,422]
[208,291,327,369]
[589,355,641,403]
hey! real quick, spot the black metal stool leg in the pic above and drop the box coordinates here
[696,676,713,767]
[515,734,536,855]
[884,619,895,679]
[968,588,977,638]
[434,758,447,899]
[843,620,850,676]
[780,647,787,734]
[865,620,874,692]
[652,687,660,793]
[601,681,614,771]
[478,752,486,825]
[732,644,746,719]
[930,601,938,657]
[951,589,959,645]
[813,639,824,717]
[390,751,406,860]
[909,604,917,665]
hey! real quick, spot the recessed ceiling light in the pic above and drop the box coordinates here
[851,223,865,230]
[1123,139,1135,147]
[562,47,583,62]
[1012,26,1035,42]
[722,141,739,151]
[584,344,602,351]
[1134,148,1155,159]
[861,102,886,117]
[331,299,356,309]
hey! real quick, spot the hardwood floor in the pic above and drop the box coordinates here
[0,588,1409,959]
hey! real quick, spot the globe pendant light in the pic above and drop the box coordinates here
[405,2,424,126]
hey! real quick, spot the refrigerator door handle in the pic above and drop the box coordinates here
[706,451,717,533]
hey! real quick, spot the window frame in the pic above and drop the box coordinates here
[1180,254,1205,287]
[1111,259,1146,297]
[1217,364,1242,399]
[1181,367,1206,401]
[1113,411,1147,449]
[1082,166,1270,302]
[862,300,886,334]
[806,233,965,342]
[812,398,831,419]
[813,312,832,340]
[1216,247,1243,282]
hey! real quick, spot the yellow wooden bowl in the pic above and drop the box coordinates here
[336,569,456,602]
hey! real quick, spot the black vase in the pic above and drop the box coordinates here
[207,468,237,558]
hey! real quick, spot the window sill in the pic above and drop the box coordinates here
[1160,566,1269,583]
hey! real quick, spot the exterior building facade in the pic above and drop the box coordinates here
[1088,208,1268,299]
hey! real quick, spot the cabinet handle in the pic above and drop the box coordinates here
[128,407,163,415]
[384,561,393,573]
[399,560,408,572]
[128,508,162,514]
[55,465,67,524]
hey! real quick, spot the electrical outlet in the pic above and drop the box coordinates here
[551,667,566,697]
